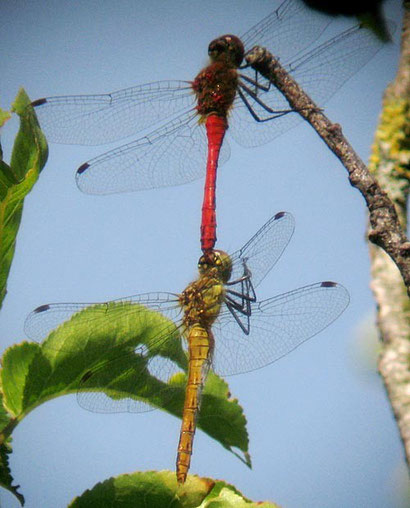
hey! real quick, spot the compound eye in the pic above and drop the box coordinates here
[209,38,228,55]
[216,39,227,50]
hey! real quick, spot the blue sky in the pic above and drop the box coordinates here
[0,0,408,507]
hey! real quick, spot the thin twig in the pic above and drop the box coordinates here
[246,46,410,295]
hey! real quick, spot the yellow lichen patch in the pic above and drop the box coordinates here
[369,97,410,180]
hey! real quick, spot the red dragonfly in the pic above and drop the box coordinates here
[31,0,390,252]
[25,212,349,483]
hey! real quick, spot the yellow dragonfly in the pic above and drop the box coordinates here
[25,212,349,483]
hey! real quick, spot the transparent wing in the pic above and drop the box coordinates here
[25,291,181,345]
[286,21,396,107]
[31,80,195,145]
[241,0,331,63]
[230,21,393,148]
[75,112,231,195]
[213,281,349,376]
[25,292,189,413]
[228,83,306,148]
[32,1,330,148]
[228,211,295,289]
[77,324,188,414]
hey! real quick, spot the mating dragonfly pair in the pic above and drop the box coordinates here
[26,0,390,483]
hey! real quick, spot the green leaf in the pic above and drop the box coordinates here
[0,108,11,129]
[0,396,24,505]
[1,342,44,417]
[199,374,250,467]
[1,303,249,466]
[0,394,12,431]
[68,470,279,507]
[0,108,16,188]
[0,88,48,309]
[0,160,16,189]
[10,89,48,181]
[0,441,25,506]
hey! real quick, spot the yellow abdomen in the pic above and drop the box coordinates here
[176,324,214,484]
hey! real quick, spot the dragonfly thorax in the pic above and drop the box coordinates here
[179,251,231,328]
[192,61,238,118]
[180,278,225,328]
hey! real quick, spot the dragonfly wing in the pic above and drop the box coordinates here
[25,292,182,351]
[75,112,213,194]
[212,281,349,376]
[228,86,302,148]
[77,325,188,414]
[31,80,195,145]
[25,292,188,413]
[231,21,393,148]
[286,21,396,107]
[228,212,295,289]
[241,0,331,63]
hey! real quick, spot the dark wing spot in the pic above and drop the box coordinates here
[31,98,47,107]
[274,211,285,220]
[321,281,337,288]
[77,163,90,175]
[34,304,50,313]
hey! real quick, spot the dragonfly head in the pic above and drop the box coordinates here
[198,250,232,283]
[208,34,244,67]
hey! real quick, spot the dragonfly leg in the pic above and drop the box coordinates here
[225,293,252,315]
[226,260,256,303]
[240,72,272,93]
[225,300,251,335]
[237,85,294,123]
[238,84,320,123]
[226,287,255,303]
[225,277,255,315]
[224,261,257,335]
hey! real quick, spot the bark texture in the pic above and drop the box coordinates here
[369,1,410,468]
[248,3,410,466]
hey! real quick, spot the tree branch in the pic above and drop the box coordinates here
[368,1,410,468]
[245,43,410,295]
